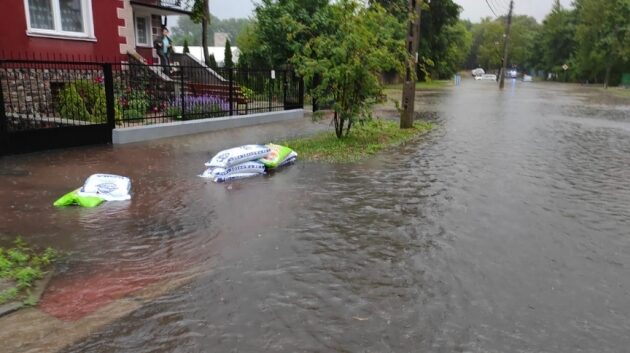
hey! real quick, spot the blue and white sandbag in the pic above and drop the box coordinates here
[276,151,298,168]
[205,145,271,168]
[200,161,266,179]
[76,174,132,201]
[213,172,262,183]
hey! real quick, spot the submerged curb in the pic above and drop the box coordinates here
[0,271,54,318]
[0,268,203,353]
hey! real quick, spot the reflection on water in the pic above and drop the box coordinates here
[1,82,629,352]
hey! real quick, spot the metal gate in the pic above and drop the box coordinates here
[0,60,115,155]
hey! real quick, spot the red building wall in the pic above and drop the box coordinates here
[0,0,126,61]
[136,48,156,65]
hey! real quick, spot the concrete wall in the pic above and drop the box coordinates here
[112,109,304,144]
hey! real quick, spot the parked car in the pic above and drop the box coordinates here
[523,75,533,82]
[472,68,485,77]
[508,69,518,78]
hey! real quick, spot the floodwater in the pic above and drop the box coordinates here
[1,80,629,352]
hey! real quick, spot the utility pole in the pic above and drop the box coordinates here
[499,0,514,90]
[401,0,422,129]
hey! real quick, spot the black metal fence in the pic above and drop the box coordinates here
[114,63,304,127]
[1,60,304,128]
[0,60,115,132]
[0,59,304,154]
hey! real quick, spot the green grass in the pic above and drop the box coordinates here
[0,236,57,305]
[607,87,630,98]
[384,80,451,91]
[282,119,434,163]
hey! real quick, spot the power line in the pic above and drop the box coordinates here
[485,0,499,17]
[493,0,511,14]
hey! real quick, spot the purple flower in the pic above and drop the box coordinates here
[169,95,229,113]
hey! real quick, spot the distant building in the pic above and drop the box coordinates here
[173,46,240,67]
[214,32,230,47]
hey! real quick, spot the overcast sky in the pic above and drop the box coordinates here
[456,0,574,22]
[208,0,575,22]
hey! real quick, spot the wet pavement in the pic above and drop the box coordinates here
[1,80,629,352]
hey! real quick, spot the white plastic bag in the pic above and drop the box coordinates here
[206,145,271,168]
[200,161,266,179]
[77,174,131,201]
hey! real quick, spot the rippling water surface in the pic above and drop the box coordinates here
[1,81,629,352]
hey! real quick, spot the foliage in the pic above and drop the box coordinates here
[239,86,255,101]
[532,0,576,76]
[237,0,330,68]
[0,236,58,305]
[466,15,540,72]
[190,0,211,65]
[572,0,630,86]
[224,39,234,69]
[293,1,407,138]
[171,14,251,47]
[282,119,433,163]
[208,54,218,70]
[371,0,466,79]
[119,90,150,121]
[417,0,466,79]
[58,79,108,122]
[437,21,472,78]
[183,38,190,54]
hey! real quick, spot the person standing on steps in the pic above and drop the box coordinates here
[154,26,173,74]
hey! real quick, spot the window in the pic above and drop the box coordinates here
[25,0,93,38]
[135,16,151,46]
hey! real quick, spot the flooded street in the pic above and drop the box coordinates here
[1,80,629,352]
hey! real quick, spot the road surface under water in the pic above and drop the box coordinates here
[1,80,629,352]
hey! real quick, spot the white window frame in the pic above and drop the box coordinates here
[24,0,95,40]
[134,15,152,47]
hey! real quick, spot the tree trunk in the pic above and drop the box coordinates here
[604,64,611,89]
[401,0,421,129]
[201,0,211,66]
[333,111,344,139]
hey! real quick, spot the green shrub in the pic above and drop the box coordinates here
[165,106,182,120]
[58,79,107,122]
[240,86,255,101]
[123,109,145,121]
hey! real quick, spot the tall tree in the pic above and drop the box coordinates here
[372,0,464,79]
[224,39,234,69]
[293,1,406,138]
[533,0,576,79]
[191,0,211,65]
[573,0,630,87]
[238,0,331,68]
[209,54,218,69]
[171,15,251,46]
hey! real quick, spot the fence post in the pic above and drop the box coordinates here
[0,71,7,155]
[228,69,234,116]
[299,77,305,109]
[180,65,186,120]
[282,70,288,110]
[269,70,274,112]
[103,63,116,131]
